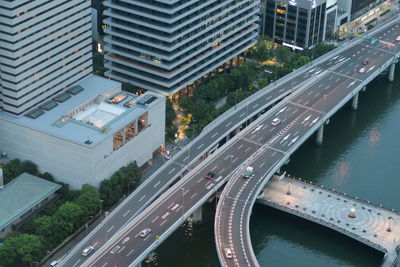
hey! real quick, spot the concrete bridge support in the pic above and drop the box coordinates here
[388,62,396,82]
[361,86,366,92]
[192,206,203,225]
[351,92,359,111]
[316,125,324,145]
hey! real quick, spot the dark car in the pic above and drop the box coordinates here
[362,59,369,65]
[204,172,215,179]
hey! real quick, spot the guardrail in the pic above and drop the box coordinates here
[282,176,400,216]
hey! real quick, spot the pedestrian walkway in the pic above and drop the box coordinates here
[258,175,400,267]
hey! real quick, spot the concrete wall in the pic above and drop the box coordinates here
[0,97,165,189]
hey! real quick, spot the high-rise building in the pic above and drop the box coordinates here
[0,0,93,116]
[263,0,328,49]
[103,0,260,96]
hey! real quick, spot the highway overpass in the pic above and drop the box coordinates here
[215,17,400,267]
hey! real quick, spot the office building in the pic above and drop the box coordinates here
[0,75,165,189]
[103,0,260,96]
[0,0,93,116]
[263,0,329,49]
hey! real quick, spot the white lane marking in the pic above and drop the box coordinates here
[219,168,225,174]
[154,181,161,188]
[226,122,232,127]
[107,225,115,233]
[123,210,130,217]
[73,259,81,267]
[197,177,203,183]
[139,195,146,202]
[347,81,356,88]
[212,132,219,138]
[259,162,265,168]
[253,103,259,108]
[167,202,175,209]
[144,234,152,240]
[151,216,159,223]
[168,168,176,174]
[102,263,108,267]
[197,144,204,150]
[118,246,126,254]
[239,112,246,117]
[266,95,272,100]
[190,193,198,199]
[161,212,170,220]
[211,165,218,171]
[183,156,189,162]
[127,249,135,257]
[245,147,251,152]
[237,144,243,150]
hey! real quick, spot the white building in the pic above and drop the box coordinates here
[0,75,165,189]
[0,0,93,116]
[103,0,260,96]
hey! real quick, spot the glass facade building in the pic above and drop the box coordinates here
[0,0,93,116]
[264,0,327,48]
[103,0,260,96]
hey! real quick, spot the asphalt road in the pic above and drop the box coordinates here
[58,32,328,267]
[215,21,400,267]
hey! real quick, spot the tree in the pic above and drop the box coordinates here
[275,45,291,64]
[55,202,84,230]
[291,55,310,69]
[99,179,116,208]
[34,216,62,247]
[74,184,101,216]
[3,159,23,183]
[165,100,176,126]
[0,234,45,267]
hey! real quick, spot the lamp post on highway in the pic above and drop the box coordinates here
[387,216,393,232]
[323,94,327,115]
[287,181,291,195]
[181,187,185,221]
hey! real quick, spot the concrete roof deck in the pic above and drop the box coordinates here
[0,75,160,147]
[0,173,61,230]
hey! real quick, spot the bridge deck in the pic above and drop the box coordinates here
[258,175,400,267]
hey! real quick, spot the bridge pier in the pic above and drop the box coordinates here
[315,125,324,145]
[361,86,366,92]
[388,62,396,82]
[351,92,359,111]
[192,206,202,225]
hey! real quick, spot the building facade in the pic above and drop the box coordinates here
[0,0,93,116]
[103,0,260,96]
[263,0,328,49]
[0,75,165,189]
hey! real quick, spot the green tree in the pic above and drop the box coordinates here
[99,179,117,208]
[165,100,176,126]
[291,55,310,69]
[55,202,84,229]
[3,159,23,183]
[275,45,291,64]
[34,216,62,247]
[0,234,45,267]
[74,184,101,216]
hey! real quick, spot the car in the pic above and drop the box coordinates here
[396,36,400,41]
[224,248,233,259]
[271,118,281,126]
[243,166,254,179]
[49,260,59,267]
[82,246,94,256]
[362,59,369,65]
[359,67,366,74]
[204,172,215,179]
[139,228,151,238]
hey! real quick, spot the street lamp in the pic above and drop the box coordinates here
[387,216,393,232]
[287,181,291,195]
[323,94,327,114]
[181,187,185,221]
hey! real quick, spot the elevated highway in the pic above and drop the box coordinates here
[61,16,400,267]
[215,17,400,267]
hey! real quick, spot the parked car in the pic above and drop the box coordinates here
[139,228,151,238]
[224,248,233,259]
[271,118,281,126]
[82,246,94,256]
[204,172,215,179]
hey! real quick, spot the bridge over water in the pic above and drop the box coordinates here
[258,175,400,267]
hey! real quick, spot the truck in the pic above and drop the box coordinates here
[243,166,254,179]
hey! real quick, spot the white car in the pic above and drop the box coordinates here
[358,67,366,74]
[82,246,94,256]
[224,248,233,259]
[271,118,281,126]
[396,36,400,41]
[49,260,59,267]
[139,228,151,238]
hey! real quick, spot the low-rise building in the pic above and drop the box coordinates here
[0,75,165,189]
[0,173,61,240]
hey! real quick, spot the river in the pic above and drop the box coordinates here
[144,66,400,267]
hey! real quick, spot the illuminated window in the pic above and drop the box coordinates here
[277,9,286,14]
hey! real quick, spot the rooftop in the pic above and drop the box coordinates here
[0,173,61,229]
[0,75,161,147]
